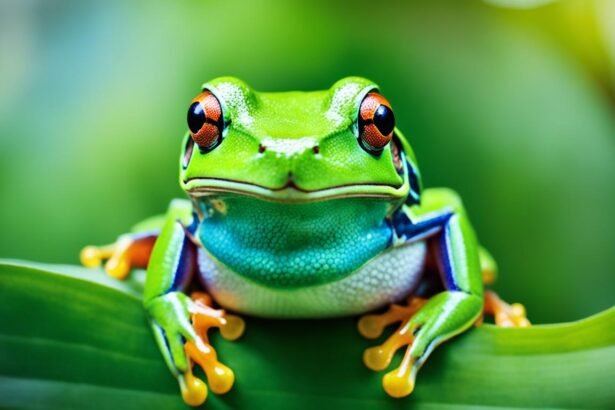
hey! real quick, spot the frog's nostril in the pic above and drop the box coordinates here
[313,145,320,155]
[258,143,266,153]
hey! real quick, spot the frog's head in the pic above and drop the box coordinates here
[180,76,421,205]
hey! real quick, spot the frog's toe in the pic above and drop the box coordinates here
[382,350,417,398]
[219,314,246,341]
[80,245,104,268]
[483,290,531,327]
[80,245,112,269]
[358,297,427,339]
[190,292,246,342]
[179,370,208,406]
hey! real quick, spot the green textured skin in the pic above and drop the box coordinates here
[181,77,407,195]
[137,77,485,399]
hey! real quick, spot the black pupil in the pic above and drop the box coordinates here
[373,104,395,136]
[187,102,206,134]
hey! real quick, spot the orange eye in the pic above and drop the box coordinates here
[358,92,395,152]
[187,91,224,151]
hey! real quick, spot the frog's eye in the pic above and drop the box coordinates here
[187,91,224,151]
[357,92,395,153]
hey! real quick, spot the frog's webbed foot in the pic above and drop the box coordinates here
[359,292,483,398]
[358,297,427,397]
[178,292,245,406]
[80,232,157,280]
[481,290,531,327]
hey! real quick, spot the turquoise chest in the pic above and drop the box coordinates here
[196,196,394,288]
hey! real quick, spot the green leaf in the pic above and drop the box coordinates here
[0,260,614,410]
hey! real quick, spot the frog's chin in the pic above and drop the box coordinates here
[182,177,409,203]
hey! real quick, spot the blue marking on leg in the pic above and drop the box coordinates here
[170,224,197,291]
[437,221,460,291]
[391,209,453,243]
[391,207,461,291]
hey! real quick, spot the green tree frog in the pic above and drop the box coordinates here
[81,77,530,406]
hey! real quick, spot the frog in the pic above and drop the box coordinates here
[81,76,530,406]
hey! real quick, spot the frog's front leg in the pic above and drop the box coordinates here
[360,188,484,398]
[144,199,245,406]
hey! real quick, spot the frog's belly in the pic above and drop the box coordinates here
[197,241,427,318]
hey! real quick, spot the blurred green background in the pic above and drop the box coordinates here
[1,0,614,324]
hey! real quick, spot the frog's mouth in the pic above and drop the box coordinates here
[182,174,409,203]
